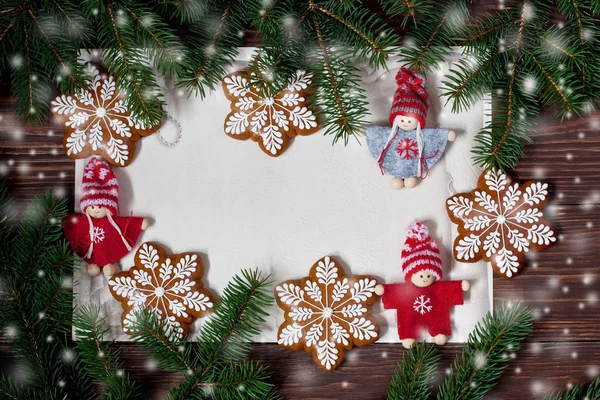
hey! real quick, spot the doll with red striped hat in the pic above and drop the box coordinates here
[63,157,149,277]
[367,67,456,190]
[375,221,469,349]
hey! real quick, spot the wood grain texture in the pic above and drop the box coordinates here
[1,0,600,396]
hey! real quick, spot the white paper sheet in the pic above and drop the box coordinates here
[74,48,492,342]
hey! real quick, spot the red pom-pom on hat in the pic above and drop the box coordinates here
[389,67,429,128]
[401,221,443,282]
[80,157,119,215]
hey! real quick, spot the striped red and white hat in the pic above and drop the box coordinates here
[389,67,428,129]
[401,221,443,282]
[80,157,119,215]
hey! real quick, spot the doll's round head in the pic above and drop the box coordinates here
[394,115,419,131]
[410,272,436,288]
[85,205,111,218]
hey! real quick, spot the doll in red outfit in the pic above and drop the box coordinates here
[375,221,470,349]
[63,157,148,277]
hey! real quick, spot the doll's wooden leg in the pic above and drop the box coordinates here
[401,338,416,349]
[447,130,456,142]
[87,264,101,277]
[391,177,404,190]
[434,334,448,345]
[103,263,119,276]
[404,177,420,188]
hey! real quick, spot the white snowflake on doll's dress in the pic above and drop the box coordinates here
[413,295,432,315]
[108,242,214,340]
[222,70,319,157]
[92,227,105,243]
[275,256,380,371]
[51,63,160,167]
[447,169,556,278]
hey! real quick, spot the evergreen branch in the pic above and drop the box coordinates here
[124,6,184,76]
[380,0,433,27]
[313,16,349,135]
[525,49,576,116]
[166,269,275,399]
[0,18,16,43]
[486,0,528,167]
[25,8,85,91]
[537,33,577,60]
[104,3,161,126]
[193,1,232,84]
[544,377,600,400]
[129,308,194,374]
[312,2,394,69]
[73,305,138,399]
[437,303,533,400]
[387,343,440,400]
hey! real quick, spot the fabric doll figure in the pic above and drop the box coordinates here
[367,68,456,190]
[374,221,469,349]
[63,157,148,277]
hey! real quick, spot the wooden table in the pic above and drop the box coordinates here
[1,6,599,399]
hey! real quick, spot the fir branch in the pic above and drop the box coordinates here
[544,376,600,400]
[311,1,396,69]
[129,308,194,374]
[164,269,276,400]
[73,304,138,399]
[387,343,440,400]
[437,303,533,400]
[311,15,368,143]
[380,0,433,28]
[0,188,96,399]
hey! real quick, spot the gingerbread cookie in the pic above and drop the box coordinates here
[222,69,319,156]
[51,63,160,167]
[275,256,379,371]
[446,169,556,278]
[108,242,214,339]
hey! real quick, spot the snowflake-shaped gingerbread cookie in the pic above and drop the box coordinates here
[108,242,214,340]
[51,63,160,167]
[275,256,379,371]
[222,70,319,156]
[446,169,556,278]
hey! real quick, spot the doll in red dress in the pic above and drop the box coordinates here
[63,157,148,277]
[375,221,470,349]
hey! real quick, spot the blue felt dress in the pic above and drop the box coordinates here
[366,125,449,179]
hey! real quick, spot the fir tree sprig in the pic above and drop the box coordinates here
[379,0,435,28]
[386,343,441,400]
[0,186,96,399]
[73,304,139,399]
[544,376,600,400]
[396,0,470,73]
[436,302,533,400]
[0,0,87,123]
[80,0,180,128]
[441,0,599,169]
[129,269,278,400]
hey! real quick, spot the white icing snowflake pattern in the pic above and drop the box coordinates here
[51,64,159,167]
[413,295,432,315]
[92,227,105,243]
[447,169,556,278]
[109,243,214,340]
[223,70,319,156]
[276,256,379,371]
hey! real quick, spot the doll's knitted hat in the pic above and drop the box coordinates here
[389,67,429,129]
[401,221,443,282]
[80,157,119,216]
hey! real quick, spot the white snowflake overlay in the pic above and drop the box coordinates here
[276,256,379,371]
[413,295,432,315]
[51,64,158,166]
[447,169,556,278]
[109,243,213,340]
[223,70,319,156]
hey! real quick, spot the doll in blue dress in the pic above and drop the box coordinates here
[367,68,456,189]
